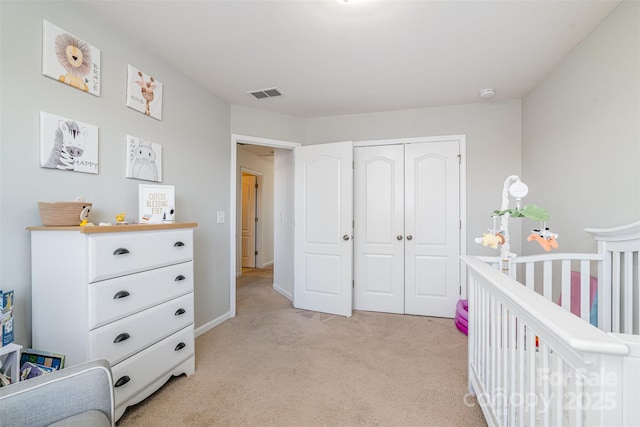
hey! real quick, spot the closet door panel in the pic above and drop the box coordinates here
[354,145,404,314]
[405,142,460,317]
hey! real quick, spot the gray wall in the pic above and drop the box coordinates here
[0,1,231,346]
[522,0,640,254]
[304,100,524,257]
[231,105,305,143]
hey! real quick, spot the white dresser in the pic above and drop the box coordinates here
[28,223,197,420]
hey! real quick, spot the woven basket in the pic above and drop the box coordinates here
[38,201,92,226]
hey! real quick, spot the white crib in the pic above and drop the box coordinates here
[462,222,640,426]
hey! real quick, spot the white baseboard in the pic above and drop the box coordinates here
[194,311,233,338]
[261,260,274,268]
[273,282,292,301]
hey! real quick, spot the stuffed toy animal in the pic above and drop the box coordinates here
[528,228,559,251]
[481,233,505,249]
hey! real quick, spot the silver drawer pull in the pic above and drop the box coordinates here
[114,375,130,388]
[174,241,185,247]
[175,342,186,351]
[113,248,130,256]
[113,290,130,299]
[175,308,186,316]
[113,333,130,343]
[174,275,186,282]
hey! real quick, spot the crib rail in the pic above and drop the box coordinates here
[477,254,604,326]
[463,256,628,427]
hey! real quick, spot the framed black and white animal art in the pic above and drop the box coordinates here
[125,135,163,182]
[39,112,99,174]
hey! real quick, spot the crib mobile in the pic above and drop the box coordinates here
[475,175,559,271]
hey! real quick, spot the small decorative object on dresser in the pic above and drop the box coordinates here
[139,184,175,224]
[27,222,197,421]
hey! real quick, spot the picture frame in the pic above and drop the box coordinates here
[40,112,99,174]
[126,65,163,120]
[125,135,162,182]
[139,184,175,224]
[42,20,101,96]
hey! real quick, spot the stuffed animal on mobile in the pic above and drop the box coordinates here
[528,228,559,251]
[481,233,505,249]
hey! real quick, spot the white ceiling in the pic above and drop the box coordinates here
[76,0,621,118]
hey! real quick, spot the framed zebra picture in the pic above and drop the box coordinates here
[39,112,99,174]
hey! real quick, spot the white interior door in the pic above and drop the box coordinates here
[241,174,256,268]
[354,145,405,314]
[404,141,460,317]
[294,141,353,317]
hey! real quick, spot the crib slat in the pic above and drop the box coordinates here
[525,262,535,290]
[509,315,516,427]
[601,250,611,332]
[612,253,621,332]
[561,260,571,312]
[543,260,552,300]
[541,341,550,427]
[575,374,584,427]
[518,320,525,427]
[490,296,497,407]
[527,328,536,427]
[501,304,508,425]
[630,252,640,335]
[624,251,633,334]
[580,260,590,322]
[554,354,564,427]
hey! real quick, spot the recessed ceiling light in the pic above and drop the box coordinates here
[479,88,495,98]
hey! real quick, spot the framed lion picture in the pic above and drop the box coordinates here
[42,20,101,96]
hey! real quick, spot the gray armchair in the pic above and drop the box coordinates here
[0,359,114,427]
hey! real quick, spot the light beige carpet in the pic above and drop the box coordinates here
[116,268,486,426]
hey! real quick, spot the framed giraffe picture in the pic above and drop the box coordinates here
[126,65,163,120]
[39,111,99,174]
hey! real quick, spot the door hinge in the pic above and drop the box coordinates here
[352,280,355,288]
[255,217,258,222]
[457,154,461,165]
[255,183,258,189]
[255,250,258,256]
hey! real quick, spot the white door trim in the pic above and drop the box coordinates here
[230,134,300,318]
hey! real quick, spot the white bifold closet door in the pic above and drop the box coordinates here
[354,141,460,317]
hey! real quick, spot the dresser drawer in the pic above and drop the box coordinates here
[88,262,193,329]
[89,293,193,365]
[111,325,194,407]
[88,229,193,282]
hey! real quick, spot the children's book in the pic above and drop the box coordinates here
[20,348,65,371]
[1,290,13,346]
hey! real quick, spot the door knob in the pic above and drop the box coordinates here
[406,235,413,241]
[397,235,403,240]
[343,235,351,241]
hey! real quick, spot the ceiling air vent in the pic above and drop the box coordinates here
[248,87,283,100]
